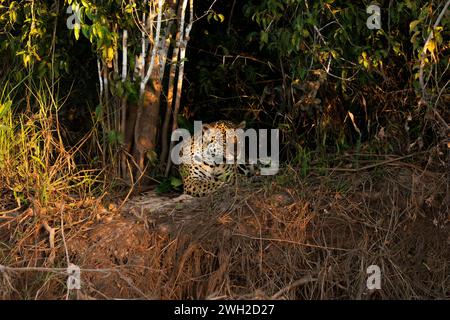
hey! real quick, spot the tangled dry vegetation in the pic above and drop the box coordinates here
[0,150,448,300]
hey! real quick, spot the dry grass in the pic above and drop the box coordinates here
[1,150,448,300]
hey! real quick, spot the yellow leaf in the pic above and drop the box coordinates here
[33,52,41,61]
[107,47,114,62]
[9,10,17,23]
[23,54,30,67]
[424,39,438,62]
[74,26,80,40]
[425,39,436,54]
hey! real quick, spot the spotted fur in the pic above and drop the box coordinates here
[178,120,246,197]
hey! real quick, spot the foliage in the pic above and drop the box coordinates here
[186,0,449,158]
[0,0,448,187]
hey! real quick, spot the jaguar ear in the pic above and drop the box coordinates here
[202,123,211,131]
[237,121,246,129]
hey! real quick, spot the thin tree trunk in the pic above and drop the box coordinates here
[133,0,165,175]
[120,29,128,180]
[160,0,183,167]
[141,0,164,96]
[165,0,193,177]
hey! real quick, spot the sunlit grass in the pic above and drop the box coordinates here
[0,78,98,208]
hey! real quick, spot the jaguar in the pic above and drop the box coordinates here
[178,120,247,197]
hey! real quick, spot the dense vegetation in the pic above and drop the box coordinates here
[1,0,448,188]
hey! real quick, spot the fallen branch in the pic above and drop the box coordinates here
[232,232,349,251]
[42,220,56,265]
[315,152,425,173]
[271,275,317,299]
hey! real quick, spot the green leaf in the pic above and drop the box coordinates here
[9,9,17,23]
[0,100,12,117]
[170,177,183,188]
[207,12,213,23]
[85,7,95,20]
[95,104,102,120]
[81,24,90,38]
[156,180,171,194]
[409,20,420,33]
[116,81,124,97]
[260,31,268,44]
